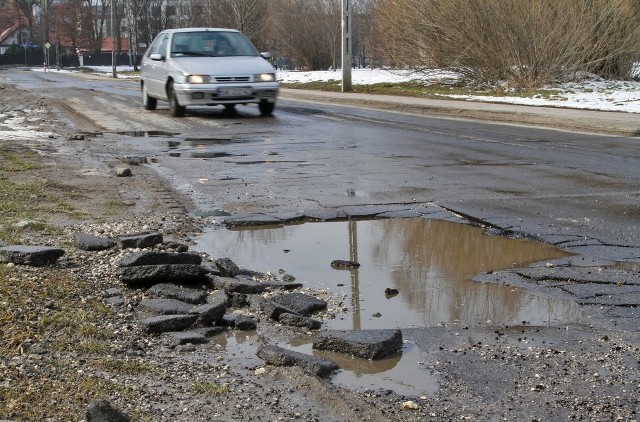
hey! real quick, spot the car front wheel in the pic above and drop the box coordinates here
[167,81,186,117]
[142,83,157,110]
[259,100,275,116]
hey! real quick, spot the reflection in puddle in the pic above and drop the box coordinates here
[197,218,580,328]
[286,340,438,396]
[110,131,177,137]
[195,218,583,396]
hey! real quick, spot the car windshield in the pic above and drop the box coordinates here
[170,31,259,58]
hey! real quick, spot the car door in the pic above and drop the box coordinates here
[142,33,170,99]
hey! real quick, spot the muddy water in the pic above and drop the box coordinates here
[196,217,583,395]
[197,218,580,328]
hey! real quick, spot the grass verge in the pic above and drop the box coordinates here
[0,143,145,420]
[0,143,85,243]
[281,80,563,99]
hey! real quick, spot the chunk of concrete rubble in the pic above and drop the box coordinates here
[207,275,302,294]
[138,298,192,315]
[139,314,197,333]
[117,232,163,249]
[146,283,208,304]
[0,245,64,266]
[74,232,115,251]
[271,292,327,316]
[86,399,130,422]
[312,329,403,360]
[119,264,206,288]
[118,251,202,267]
[256,344,338,377]
[162,331,209,347]
[278,313,321,329]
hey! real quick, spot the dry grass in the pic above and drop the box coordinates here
[0,146,145,420]
[371,0,640,88]
[0,143,85,242]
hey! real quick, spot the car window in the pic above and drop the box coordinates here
[169,31,259,57]
[147,33,169,58]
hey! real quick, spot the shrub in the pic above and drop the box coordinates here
[372,0,640,88]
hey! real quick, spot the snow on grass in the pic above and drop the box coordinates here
[277,68,640,113]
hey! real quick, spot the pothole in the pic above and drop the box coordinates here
[195,217,586,395]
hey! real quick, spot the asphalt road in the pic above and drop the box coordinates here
[3,68,637,263]
[1,67,639,420]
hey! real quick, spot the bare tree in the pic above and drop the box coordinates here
[270,0,340,70]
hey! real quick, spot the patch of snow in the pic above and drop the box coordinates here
[277,68,640,114]
[0,109,56,141]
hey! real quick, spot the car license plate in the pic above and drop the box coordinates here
[217,87,253,97]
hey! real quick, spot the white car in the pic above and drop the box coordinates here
[140,28,279,117]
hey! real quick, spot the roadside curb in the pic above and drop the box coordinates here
[280,88,640,137]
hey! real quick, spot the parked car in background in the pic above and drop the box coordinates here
[140,28,279,117]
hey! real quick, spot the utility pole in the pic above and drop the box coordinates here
[341,0,352,92]
[111,0,117,78]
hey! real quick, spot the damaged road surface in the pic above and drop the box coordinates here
[0,68,639,421]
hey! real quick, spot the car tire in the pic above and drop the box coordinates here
[142,83,157,110]
[258,100,274,116]
[168,81,186,117]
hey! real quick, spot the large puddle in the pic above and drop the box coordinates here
[197,218,580,328]
[195,217,584,395]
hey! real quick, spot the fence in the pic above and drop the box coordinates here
[0,48,139,68]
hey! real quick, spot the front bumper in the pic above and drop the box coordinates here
[174,82,279,106]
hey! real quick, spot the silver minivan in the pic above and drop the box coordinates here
[140,28,279,117]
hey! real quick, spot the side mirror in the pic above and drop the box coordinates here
[149,53,164,61]
[260,52,272,60]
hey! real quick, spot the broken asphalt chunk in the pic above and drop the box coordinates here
[278,313,321,329]
[256,344,338,377]
[138,298,192,315]
[118,250,202,267]
[0,245,64,266]
[162,330,209,347]
[330,259,360,270]
[207,275,302,294]
[189,291,228,325]
[146,283,208,304]
[117,232,163,249]
[119,264,207,288]
[139,314,198,333]
[215,257,241,277]
[271,292,327,316]
[312,329,403,360]
[74,232,115,251]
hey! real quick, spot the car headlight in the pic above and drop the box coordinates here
[254,73,275,82]
[187,74,210,84]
